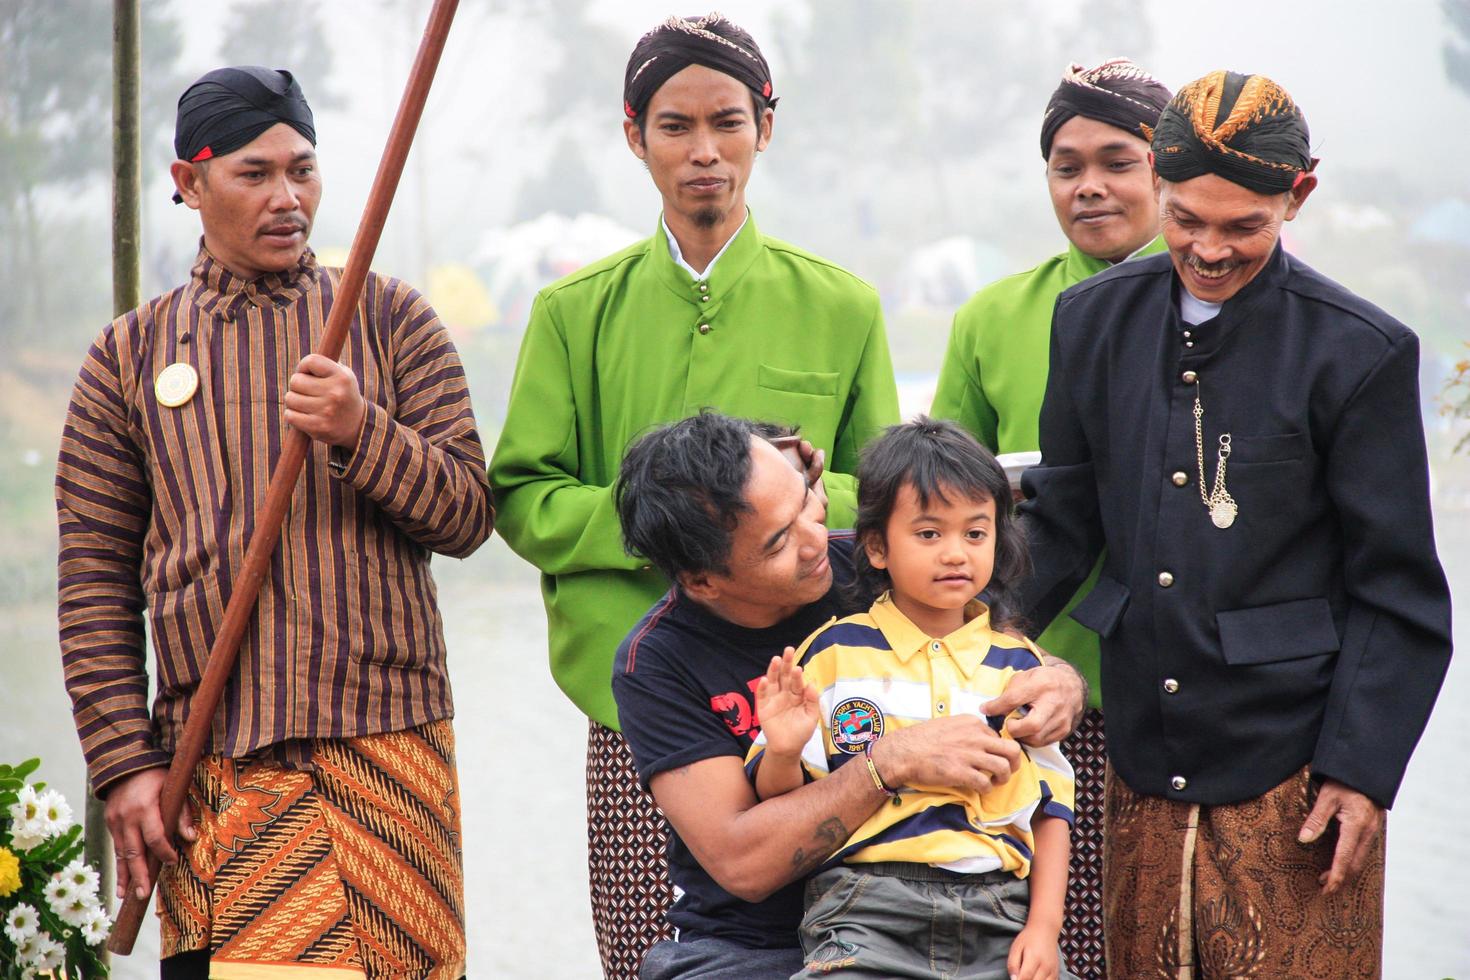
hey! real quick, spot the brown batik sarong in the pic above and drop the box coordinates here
[587,720,676,980]
[1102,764,1384,980]
[158,720,465,979]
[1058,707,1107,978]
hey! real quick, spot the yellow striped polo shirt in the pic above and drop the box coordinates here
[747,593,1075,878]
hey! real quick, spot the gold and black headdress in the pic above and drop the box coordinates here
[1151,70,1313,195]
[623,12,775,121]
[1039,59,1172,160]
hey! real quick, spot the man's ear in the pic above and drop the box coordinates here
[862,531,887,570]
[756,106,774,153]
[171,160,204,210]
[679,569,720,603]
[1284,173,1317,221]
[623,118,647,161]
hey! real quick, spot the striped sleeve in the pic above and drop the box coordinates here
[336,278,493,558]
[56,319,169,795]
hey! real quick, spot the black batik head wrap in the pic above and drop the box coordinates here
[1151,70,1314,195]
[1039,58,1172,160]
[172,66,316,202]
[623,12,776,121]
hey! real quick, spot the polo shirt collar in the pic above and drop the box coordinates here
[867,592,994,679]
[652,209,763,305]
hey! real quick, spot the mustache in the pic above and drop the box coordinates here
[259,217,308,235]
[1185,252,1240,273]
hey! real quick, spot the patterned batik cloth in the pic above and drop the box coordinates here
[1058,708,1106,978]
[1102,764,1384,980]
[587,721,675,980]
[158,720,465,980]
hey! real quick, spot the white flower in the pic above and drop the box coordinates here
[79,906,111,946]
[12,932,40,963]
[61,858,100,899]
[8,821,47,852]
[56,892,94,928]
[6,786,49,851]
[7,785,41,825]
[43,874,76,915]
[38,789,74,837]
[32,932,64,970]
[4,902,40,943]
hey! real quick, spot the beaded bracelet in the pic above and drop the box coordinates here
[863,741,898,798]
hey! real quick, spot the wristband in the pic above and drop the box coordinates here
[863,741,898,798]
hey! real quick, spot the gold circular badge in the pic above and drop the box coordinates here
[154,362,199,408]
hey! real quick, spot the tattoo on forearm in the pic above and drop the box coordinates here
[790,817,847,874]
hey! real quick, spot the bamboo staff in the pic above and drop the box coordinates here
[107,0,460,953]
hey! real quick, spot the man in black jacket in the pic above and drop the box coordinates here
[1018,70,1452,977]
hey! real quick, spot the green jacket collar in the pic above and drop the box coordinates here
[652,211,763,308]
[1061,234,1167,282]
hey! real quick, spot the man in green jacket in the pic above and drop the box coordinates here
[489,13,898,976]
[929,58,1171,977]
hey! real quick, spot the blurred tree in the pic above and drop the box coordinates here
[768,1,1066,262]
[1447,0,1470,95]
[218,1,345,109]
[496,0,622,217]
[0,0,182,353]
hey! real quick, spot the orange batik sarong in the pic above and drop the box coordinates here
[157,720,465,980]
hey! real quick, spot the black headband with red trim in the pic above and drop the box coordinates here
[172,66,315,202]
[623,13,776,121]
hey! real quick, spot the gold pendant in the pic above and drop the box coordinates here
[1210,498,1237,529]
[154,362,199,408]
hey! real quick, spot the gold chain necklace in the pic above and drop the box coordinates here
[1192,384,1237,529]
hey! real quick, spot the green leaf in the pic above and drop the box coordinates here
[13,759,40,780]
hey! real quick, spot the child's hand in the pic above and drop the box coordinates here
[754,646,821,757]
[1006,923,1060,980]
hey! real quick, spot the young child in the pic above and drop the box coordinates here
[747,417,1076,980]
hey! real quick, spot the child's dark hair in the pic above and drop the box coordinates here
[849,416,1030,630]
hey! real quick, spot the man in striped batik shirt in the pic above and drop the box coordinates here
[55,67,491,980]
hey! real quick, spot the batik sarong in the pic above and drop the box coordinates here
[1103,764,1384,979]
[158,720,465,980]
[587,720,676,980]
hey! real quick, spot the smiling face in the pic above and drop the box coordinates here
[865,482,997,639]
[623,64,772,239]
[1046,115,1160,262]
[171,122,320,280]
[1159,171,1314,303]
[683,437,831,628]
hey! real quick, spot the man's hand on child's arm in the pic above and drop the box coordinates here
[983,655,1086,746]
[753,647,820,800]
[1007,814,1069,980]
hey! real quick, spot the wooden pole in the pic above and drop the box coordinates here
[90,0,143,960]
[107,0,460,954]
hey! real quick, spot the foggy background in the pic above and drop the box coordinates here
[3,0,1468,976]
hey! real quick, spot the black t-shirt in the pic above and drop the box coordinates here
[611,533,858,949]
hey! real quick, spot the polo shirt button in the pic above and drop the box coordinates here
[1182,371,1198,384]
[1171,775,1188,791]
[698,282,709,293]
[936,702,946,713]
[698,323,711,335]
[931,641,941,651]
[1163,678,1180,694]
[700,295,710,302]
[1157,571,1174,588]
[1185,341,1195,348]
[1171,471,1188,487]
